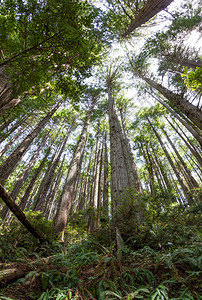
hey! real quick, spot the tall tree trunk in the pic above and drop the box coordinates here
[0,117,27,145]
[122,0,174,37]
[19,139,56,210]
[32,143,61,211]
[139,141,155,196]
[44,155,65,219]
[0,66,12,110]
[166,117,202,167]
[162,129,199,189]
[34,120,75,212]
[120,108,142,193]
[108,82,129,206]
[103,132,109,213]
[141,75,202,129]
[54,106,94,238]
[1,135,48,219]
[149,90,202,148]
[0,103,60,184]
[0,122,29,157]
[78,147,93,212]
[148,119,194,205]
[163,54,202,69]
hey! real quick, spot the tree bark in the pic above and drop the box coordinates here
[122,0,174,37]
[162,129,199,189]
[141,75,202,130]
[103,132,109,212]
[1,135,48,219]
[0,103,60,184]
[166,117,202,167]
[120,108,142,193]
[148,119,194,205]
[19,138,56,210]
[54,106,94,238]
[0,184,46,242]
[108,81,129,205]
[149,90,202,148]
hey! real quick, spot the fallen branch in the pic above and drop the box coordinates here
[0,184,47,243]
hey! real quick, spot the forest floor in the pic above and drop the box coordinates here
[0,207,202,299]
[1,240,202,300]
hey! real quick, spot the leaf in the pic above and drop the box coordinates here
[103,291,122,299]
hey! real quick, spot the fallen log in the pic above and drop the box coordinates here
[0,255,55,285]
[0,268,26,285]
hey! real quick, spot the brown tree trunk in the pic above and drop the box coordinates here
[19,138,56,210]
[139,141,155,196]
[108,81,129,206]
[0,184,46,242]
[141,75,202,129]
[162,129,199,189]
[0,122,29,157]
[0,117,27,145]
[149,119,194,205]
[54,106,94,238]
[166,117,202,167]
[45,154,65,219]
[120,108,142,193]
[1,135,48,219]
[122,0,174,37]
[0,103,60,184]
[149,90,202,148]
[103,132,109,213]
[163,54,202,68]
[32,143,60,211]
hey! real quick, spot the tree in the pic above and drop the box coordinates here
[122,0,174,37]
[0,103,60,184]
[54,103,95,238]
[0,0,104,112]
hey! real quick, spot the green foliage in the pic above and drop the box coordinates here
[0,211,61,261]
[64,210,88,244]
[182,67,202,93]
[0,0,104,100]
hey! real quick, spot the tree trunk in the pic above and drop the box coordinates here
[0,103,60,184]
[0,184,46,242]
[139,142,155,196]
[19,139,56,210]
[0,117,27,145]
[0,66,12,110]
[141,75,202,129]
[162,129,199,189]
[149,90,202,148]
[149,119,194,205]
[34,119,75,212]
[103,132,109,213]
[108,82,129,205]
[1,135,48,219]
[45,155,65,219]
[32,143,60,211]
[166,117,202,167]
[120,108,142,193]
[54,106,94,238]
[163,54,202,69]
[122,0,174,37]
[0,122,29,158]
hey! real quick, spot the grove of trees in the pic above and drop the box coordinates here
[0,0,201,299]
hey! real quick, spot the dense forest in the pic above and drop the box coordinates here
[0,0,201,299]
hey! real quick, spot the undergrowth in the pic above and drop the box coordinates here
[0,197,201,299]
